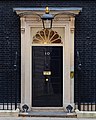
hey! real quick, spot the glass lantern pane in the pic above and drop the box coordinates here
[44,19,51,29]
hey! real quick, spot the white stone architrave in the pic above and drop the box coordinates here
[14,7,82,111]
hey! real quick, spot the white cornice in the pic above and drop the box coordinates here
[13,7,82,17]
[13,7,82,11]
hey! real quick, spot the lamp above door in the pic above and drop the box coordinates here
[41,7,54,29]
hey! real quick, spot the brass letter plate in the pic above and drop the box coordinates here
[43,71,51,75]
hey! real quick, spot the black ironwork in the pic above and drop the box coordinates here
[22,104,29,112]
[66,105,73,113]
[75,51,96,111]
[77,51,82,111]
[41,7,54,29]
[0,37,20,110]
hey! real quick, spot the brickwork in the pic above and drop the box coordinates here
[0,0,96,105]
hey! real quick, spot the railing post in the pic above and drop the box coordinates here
[77,51,82,111]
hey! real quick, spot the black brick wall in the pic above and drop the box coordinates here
[0,0,96,103]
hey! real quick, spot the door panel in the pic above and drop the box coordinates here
[32,46,63,107]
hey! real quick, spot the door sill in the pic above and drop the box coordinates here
[31,107,64,112]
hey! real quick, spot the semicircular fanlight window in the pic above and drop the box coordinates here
[32,29,62,44]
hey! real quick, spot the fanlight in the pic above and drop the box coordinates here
[32,29,62,44]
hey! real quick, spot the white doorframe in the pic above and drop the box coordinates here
[14,7,82,111]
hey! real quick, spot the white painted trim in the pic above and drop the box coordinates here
[14,7,82,16]
[13,7,82,11]
[32,44,63,46]
[15,7,81,111]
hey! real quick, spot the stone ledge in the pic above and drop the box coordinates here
[19,111,77,118]
[75,109,96,118]
[0,110,19,117]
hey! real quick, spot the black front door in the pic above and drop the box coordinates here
[32,46,63,107]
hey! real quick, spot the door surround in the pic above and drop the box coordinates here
[14,7,82,110]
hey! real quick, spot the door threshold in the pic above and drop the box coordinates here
[31,107,64,112]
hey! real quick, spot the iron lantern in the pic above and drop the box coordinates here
[41,7,54,29]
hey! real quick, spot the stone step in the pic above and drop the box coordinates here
[31,107,64,112]
[19,111,77,118]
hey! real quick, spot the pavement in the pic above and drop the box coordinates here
[0,117,95,120]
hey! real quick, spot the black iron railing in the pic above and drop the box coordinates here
[75,51,96,111]
[0,50,20,110]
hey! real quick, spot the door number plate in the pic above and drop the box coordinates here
[43,71,51,75]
